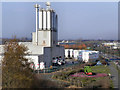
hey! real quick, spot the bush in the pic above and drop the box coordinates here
[32,75,58,88]
[76,68,84,72]
[66,70,76,76]
[87,62,97,66]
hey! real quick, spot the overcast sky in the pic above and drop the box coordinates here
[2,2,118,40]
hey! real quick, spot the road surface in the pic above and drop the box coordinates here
[109,62,119,88]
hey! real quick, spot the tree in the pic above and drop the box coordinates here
[2,39,33,88]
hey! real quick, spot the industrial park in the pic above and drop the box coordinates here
[0,2,120,89]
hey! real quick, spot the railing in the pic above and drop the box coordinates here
[34,62,80,73]
[34,66,60,73]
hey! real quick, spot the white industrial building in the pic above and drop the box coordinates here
[65,49,99,62]
[65,49,73,59]
[81,50,99,62]
[102,42,120,49]
[0,2,65,70]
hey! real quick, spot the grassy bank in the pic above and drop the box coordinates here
[91,65,110,74]
[52,64,113,88]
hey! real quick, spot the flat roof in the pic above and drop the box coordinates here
[19,42,44,55]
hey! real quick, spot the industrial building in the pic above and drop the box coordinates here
[0,2,65,70]
[102,42,120,49]
[65,49,99,63]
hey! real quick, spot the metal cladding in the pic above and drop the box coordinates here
[55,15,58,31]
[39,9,43,30]
[34,4,40,45]
[34,2,58,46]
[43,9,47,30]
[53,12,56,30]
[51,11,54,30]
[36,4,57,31]
[47,10,51,30]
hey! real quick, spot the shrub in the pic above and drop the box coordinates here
[32,75,58,88]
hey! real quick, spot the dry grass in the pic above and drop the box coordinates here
[31,74,58,88]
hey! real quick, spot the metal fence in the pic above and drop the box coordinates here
[33,62,80,73]
[117,65,120,70]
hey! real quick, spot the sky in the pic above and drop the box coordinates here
[2,2,118,40]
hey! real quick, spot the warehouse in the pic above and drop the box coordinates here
[81,51,99,62]
[65,49,99,62]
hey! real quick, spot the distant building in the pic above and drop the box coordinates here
[65,49,99,63]
[0,2,65,70]
[102,42,120,49]
[81,50,99,62]
[102,42,117,46]
[58,41,86,50]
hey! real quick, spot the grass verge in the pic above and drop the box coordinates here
[52,64,113,88]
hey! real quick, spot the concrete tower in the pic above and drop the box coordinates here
[32,2,58,47]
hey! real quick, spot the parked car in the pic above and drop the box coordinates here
[58,56,65,65]
[52,56,66,66]
[52,57,58,66]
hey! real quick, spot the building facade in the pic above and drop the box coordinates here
[0,2,65,70]
[65,49,99,63]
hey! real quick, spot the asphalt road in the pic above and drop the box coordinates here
[118,68,120,89]
[0,66,2,89]
[109,62,119,88]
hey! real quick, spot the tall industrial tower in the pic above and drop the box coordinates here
[33,2,58,47]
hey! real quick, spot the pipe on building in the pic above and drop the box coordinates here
[51,11,54,30]
[43,10,47,30]
[47,10,51,30]
[34,4,40,45]
[39,9,43,30]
